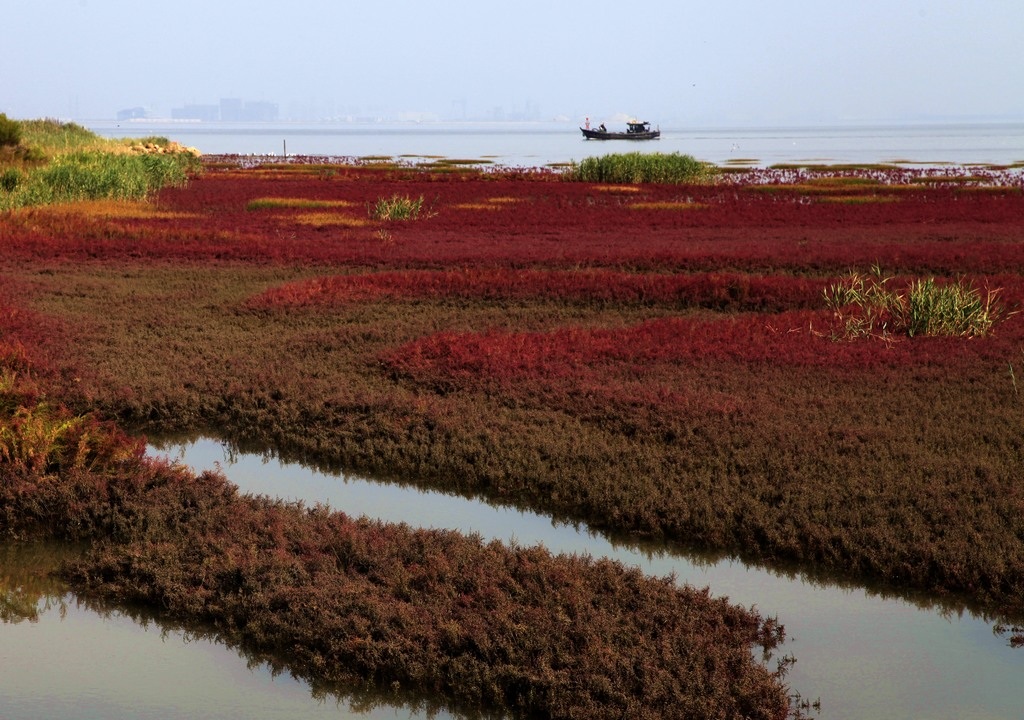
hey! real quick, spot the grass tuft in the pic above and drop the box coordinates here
[369,194,427,221]
[824,266,1007,339]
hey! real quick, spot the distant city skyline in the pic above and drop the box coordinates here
[105,96,1023,129]
[110,89,1024,129]
[112,96,553,124]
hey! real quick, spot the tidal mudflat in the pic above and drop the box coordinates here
[3,157,1023,718]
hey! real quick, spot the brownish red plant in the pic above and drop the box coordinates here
[3,158,1024,718]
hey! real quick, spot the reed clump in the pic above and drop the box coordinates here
[370,194,426,220]
[824,266,1006,339]
[569,152,714,184]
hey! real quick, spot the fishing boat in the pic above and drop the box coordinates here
[580,120,660,140]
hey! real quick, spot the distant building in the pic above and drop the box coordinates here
[116,106,148,121]
[240,100,278,122]
[172,104,220,121]
[168,98,278,122]
[219,97,244,122]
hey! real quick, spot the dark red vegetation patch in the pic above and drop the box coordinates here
[0,285,82,400]
[3,166,1023,273]
[246,268,826,311]
[65,495,790,720]
[0,391,789,720]
[4,161,1024,716]
[386,314,835,387]
[383,309,1024,389]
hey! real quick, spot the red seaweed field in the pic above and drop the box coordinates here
[3,158,1024,718]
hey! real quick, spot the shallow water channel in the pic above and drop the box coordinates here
[3,437,1022,719]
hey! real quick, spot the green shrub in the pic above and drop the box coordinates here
[0,168,23,192]
[0,113,20,147]
[569,152,714,184]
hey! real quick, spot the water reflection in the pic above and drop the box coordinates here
[0,542,74,624]
[6,437,1023,719]
[0,542,488,720]
[156,434,1016,622]
[148,436,1024,720]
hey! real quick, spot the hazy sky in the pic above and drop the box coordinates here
[4,0,1023,125]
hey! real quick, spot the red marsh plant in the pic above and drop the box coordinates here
[247,269,825,312]
[7,164,1016,274]
[381,311,1015,394]
[62,494,792,720]
[1,281,794,718]
[0,369,793,719]
[5,160,1024,684]
[374,309,1024,615]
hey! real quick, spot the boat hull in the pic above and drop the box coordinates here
[581,127,661,140]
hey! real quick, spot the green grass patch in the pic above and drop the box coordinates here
[1,151,195,210]
[246,197,355,211]
[15,118,104,155]
[569,152,715,184]
[824,267,1007,339]
[369,193,427,221]
[0,118,200,210]
[630,201,709,210]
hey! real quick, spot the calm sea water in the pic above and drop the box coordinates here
[87,120,1024,168]
[3,438,1022,720]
